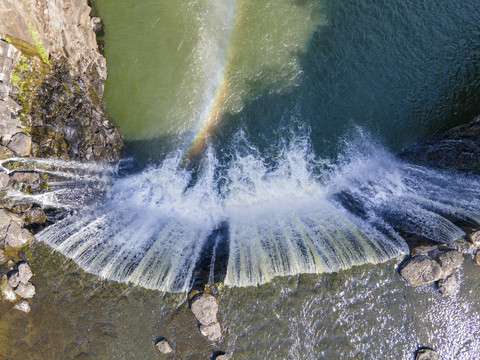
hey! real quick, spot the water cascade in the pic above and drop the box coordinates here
[34,0,480,292]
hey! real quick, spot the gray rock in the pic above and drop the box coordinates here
[13,300,30,313]
[469,231,480,247]
[0,171,9,189]
[1,274,17,302]
[200,322,222,341]
[416,348,438,360]
[191,293,219,325]
[437,274,458,295]
[429,248,463,276]
[25,207,46,225]
[215,355,228,360]
[17,262,33,284]
[212,353,228,360]
[399,255,443,287]
[0,145,14,158]
[0,248,4,263]
[14,282,35,298]
[7,132,31,156]
[155,338,173,354]
[7,271,21,288]
[4,220,32,248]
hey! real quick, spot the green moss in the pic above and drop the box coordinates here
[25,21,50,65]
[4,36,12,44]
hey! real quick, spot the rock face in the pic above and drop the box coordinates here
[29,63,123,162]
[0,0,107,98]
[190,293,222,341]
[415,348,438,360]
[155,338,173,354]
[400,247,463,291]
[402,115,480,174]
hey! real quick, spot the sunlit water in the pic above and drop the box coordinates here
[9,0,480,358]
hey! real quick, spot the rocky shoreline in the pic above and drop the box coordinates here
[0,0,122,314]
[1,1,480,359]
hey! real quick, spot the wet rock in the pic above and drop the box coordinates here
[474,251,480,266]
[469,230,480,247]
[0,171,9,189]
[429,248,463,276]
[399,255,443,287]
[25,207,46,225]
[14,281,35,298]
[0,248,4,263]
[17,262,33,284]
[1,274,17,302]
[437,274,458,295]
[211,351,228,360]
[400,247,463,287]
[191,293,219,326]
[155,338,173,354]
[10,171,40,184]
[200,322,222,341]
[13,299,30,313]
[7,271,21,288]
[415,347,438,360]
[90,17,104,34]
[7,132,31,157]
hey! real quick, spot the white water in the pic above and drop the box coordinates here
[35,131,480,292]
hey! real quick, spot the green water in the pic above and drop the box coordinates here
[94,0,480,157]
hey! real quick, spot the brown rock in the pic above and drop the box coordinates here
[469,231,480,247]
[399,255,443,287]
[10,171,40,184]
[25,207,46,225]
[429,248,463,276]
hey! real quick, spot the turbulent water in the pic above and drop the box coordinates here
[34,0,480,293]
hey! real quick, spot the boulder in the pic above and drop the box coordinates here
[14,281,35,298]
[13,299,30,313]
[415,348,438,360]
[17,262,33,284]
[399,255,443,287]
[3,220,32,248]
[200,322,222,341]
[191,293,219,326]
[469,231,480,247]
[7,132,31,157]
[437,274,458,295]
[429,248,463,276]
[25,207,47,225]
[155,338,173,354]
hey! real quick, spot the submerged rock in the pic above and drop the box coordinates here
[200,322,222,341]
[437,274,458,295]
[1,274,17,302]
[415,347,438,360]
[14,281,35,298]
[155,338,173,354]
[13,299,30,313]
